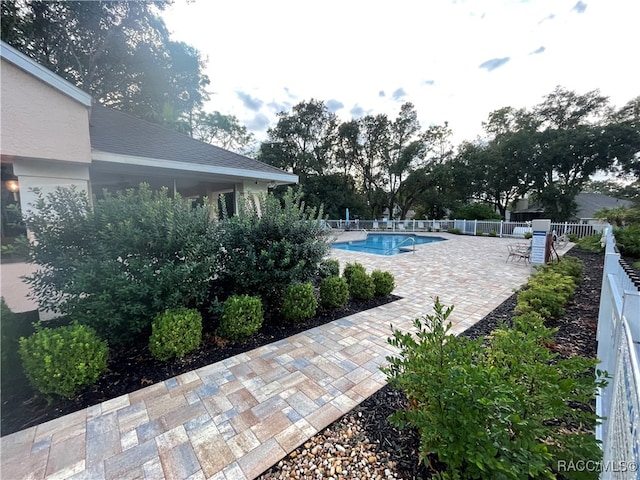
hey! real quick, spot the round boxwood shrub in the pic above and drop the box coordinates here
[149,307,202,361]
[371,270,395,296]
[320,276,350,308]
[282,283,317,323]
[318,258,340,278]
[217,294,264,341]
[19,324,108,398]
[343,262,367,286]
[348,269,376,300]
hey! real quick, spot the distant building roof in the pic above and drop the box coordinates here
[574,192,633,219]
[89,104,297,183]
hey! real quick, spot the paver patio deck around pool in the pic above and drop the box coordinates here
[1,233,541,480]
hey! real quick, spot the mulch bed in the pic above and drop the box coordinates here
[0,294,400,437]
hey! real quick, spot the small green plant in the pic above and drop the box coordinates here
[348,268,375,300]
[614,224,640,258]
[524,231,533,239]
[319,276,349,308]
[447,227,462,235]
[149,308,202,361]
[318,258,340,278]
[488,230,497,237]
[342,262,367,285]
[576,234,604,253]
[217,294,264,341]
[383,298,605,478]
[281,283,318,323]
[19,324,108,398]
[371,270,395,296]
[568,233,579,242]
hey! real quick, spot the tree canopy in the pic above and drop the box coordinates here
[1,1,210,124]
[259,88,639,221]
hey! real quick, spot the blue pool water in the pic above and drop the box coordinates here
[333,234,445,256]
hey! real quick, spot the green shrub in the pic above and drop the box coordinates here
[22,184,220,345]
[319,276,349,308]
[451,203,502,221]
[342,262,366,286]
[318,258,340,278]
[281,283,317,323]
[383,298,605,478]
[447,227,462,235]
[217,295,264,341]
[488,230,497,237]
[348,269,375,300]
[576,234,604,253]
[614,224,640,258]
[19,324,108,398]
[371,270,395,296]
[213,188,332,314]
[524,231,533,239]
[568,233,579,242]
[149,308,202,361]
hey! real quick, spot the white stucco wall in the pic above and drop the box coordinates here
[0,59,91,163]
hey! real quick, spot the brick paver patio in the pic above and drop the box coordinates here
[1,233,538,479]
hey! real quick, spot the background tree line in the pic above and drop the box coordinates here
[258,91,640,221]
[3,1,638,221]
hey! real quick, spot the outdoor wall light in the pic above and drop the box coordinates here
[5,179,19,193]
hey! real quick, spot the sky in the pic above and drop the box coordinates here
[162,0,639,147]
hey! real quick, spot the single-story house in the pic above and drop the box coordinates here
[0,40,297,312]
[509,192,633,223]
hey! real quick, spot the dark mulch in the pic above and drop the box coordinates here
[0,295,400,437]
[350,247,604,479]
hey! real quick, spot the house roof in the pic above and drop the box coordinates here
[90,104,297,184]
[574,192,633,219]
[0,41,92,107]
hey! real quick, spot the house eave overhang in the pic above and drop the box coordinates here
[91,150,299,185]
[1,41,92,107]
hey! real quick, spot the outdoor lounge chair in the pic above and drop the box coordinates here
[506,243,531,264]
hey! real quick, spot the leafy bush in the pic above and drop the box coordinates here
[213,188,332,316]
[371,270,395,296]
[342,262,366,286]
[23,184,220,345]
[447,227,462,235]
[488,230,497,237]
[451,203,502,220]
[19,324,108,398]
[576,234,604,253]
[319,276,349,308]
[524,231,533,239]
[384,298,605,478]
[281,283,318,323]
[149,308,202,361]
[614,224,640,258]
[217,295,264,341]
[318,258,340,278]
[348,269,375,300]
[516,264,578,320]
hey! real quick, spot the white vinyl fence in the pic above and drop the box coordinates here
[324,219,606,239]
[596,227,640,479]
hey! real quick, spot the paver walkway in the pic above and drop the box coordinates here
[1,233,537,479]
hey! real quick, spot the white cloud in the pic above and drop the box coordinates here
[163,0,640,144]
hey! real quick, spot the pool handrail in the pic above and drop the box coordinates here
[385,235,415,255]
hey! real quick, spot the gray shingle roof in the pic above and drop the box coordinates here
[575,192,633,219]
[89,104,293,179]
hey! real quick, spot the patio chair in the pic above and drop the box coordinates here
[506,243,531,264]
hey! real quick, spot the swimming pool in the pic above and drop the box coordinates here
[333,234,445,256]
